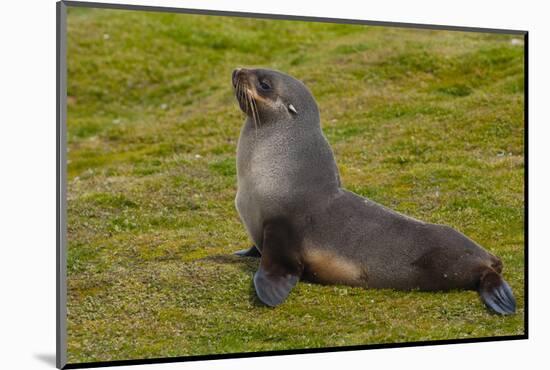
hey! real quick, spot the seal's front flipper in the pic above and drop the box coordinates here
[254,266,299,307]
[479,270,516,315]
[234,245,261,258]
[253,219,302,307]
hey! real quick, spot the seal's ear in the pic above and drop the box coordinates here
[288,104,297,115]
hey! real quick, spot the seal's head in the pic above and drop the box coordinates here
[232,68,319,126]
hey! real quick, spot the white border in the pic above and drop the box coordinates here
[2,0,547,369]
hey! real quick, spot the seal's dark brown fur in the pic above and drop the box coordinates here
[232,68,516,315]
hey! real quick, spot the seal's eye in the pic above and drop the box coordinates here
[259,81,271,91]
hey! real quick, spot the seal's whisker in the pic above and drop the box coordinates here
[247,89,259,130]
[242,85,252,127]
[237,81,244,106]
[240,84,246,105]
[246,90,254,124]
[251,96,261,127]
[235,78,259,131]
[238,82,251,127]
[237,81,243,105]
[246,90,258,131]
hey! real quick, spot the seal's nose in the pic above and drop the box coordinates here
[232,68,242,87]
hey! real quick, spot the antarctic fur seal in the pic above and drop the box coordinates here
[231,67,516,315]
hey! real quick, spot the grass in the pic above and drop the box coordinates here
[65,7,525,364]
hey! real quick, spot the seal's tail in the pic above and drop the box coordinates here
[478,269,516,315]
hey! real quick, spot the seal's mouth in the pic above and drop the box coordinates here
[232,68,261,127]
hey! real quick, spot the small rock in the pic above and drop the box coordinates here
[194,154,202,159]
[103,33,110,40]
[510,38,523,46]
[160,103,168,110]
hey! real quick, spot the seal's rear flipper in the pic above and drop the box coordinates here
[479,270,516,315]
[253,218,302,307]
[234,245,261,258]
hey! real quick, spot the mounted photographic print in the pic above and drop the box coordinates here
[56,1,527,368]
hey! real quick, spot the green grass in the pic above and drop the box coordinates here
[66,7,525,364]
